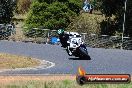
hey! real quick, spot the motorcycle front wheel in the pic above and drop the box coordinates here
[77,46,90,59]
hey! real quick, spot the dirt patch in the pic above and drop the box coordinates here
[0,53,40,69]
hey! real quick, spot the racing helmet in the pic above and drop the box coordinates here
[57,29,64,35]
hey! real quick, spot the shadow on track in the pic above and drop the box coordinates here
[69,56,91,60]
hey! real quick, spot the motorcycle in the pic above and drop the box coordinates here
[59,31,90,59]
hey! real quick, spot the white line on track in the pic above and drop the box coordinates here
[0,60,55,73]
[44,60,55,69]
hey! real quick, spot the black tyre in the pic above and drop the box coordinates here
[78,47,88,57]
[75,46,90,59]
[79,47,88,56]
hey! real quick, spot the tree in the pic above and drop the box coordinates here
[99,0,125,36]
[0,0,16,24]
[25,0,82,34]
[125,0,132,37]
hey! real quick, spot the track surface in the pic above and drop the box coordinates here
[0,40,132,75]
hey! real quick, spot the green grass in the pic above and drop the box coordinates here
[1,80,132,88]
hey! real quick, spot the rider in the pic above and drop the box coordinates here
[57,29,89,57]
[57,29,69,48]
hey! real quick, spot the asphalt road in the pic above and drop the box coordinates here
[0,40,132,75]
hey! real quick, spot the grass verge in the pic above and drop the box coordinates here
[0,79,132,88]
[0,53,40,69]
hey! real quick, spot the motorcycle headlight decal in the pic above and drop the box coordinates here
[72,39,77,44]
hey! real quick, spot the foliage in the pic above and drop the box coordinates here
[0,0,16,24]
[90,0,102,11]
[99,0,125,36]
[125,0,132,37]
[16,0,31,14]
[24,0,82,37]
[100,0,132,37]
[100,19,118,35]
[100,0,124,17]
[67,13,104,35]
